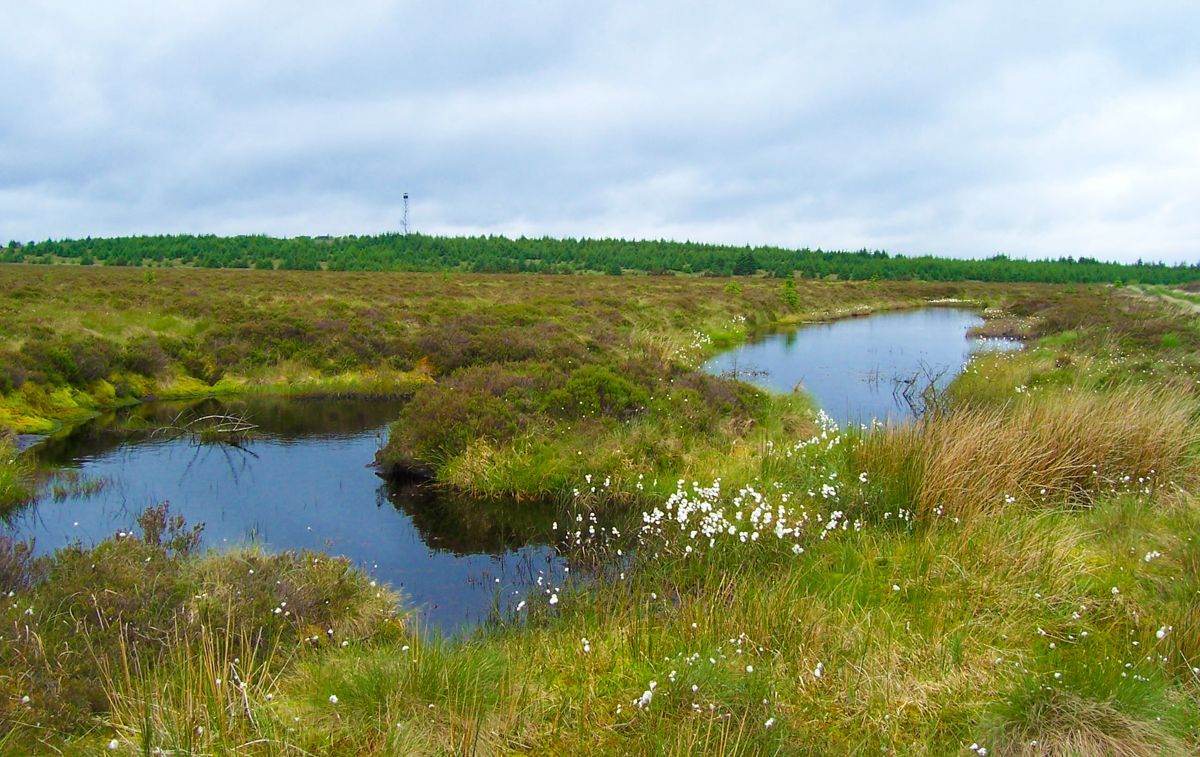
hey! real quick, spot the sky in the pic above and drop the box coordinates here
[2,2,1198,263]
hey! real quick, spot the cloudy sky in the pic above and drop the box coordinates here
[2,2,1198,262]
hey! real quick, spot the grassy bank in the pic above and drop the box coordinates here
[3,268,1200,753]
[1,504,401,753]
[379,281,1200,504]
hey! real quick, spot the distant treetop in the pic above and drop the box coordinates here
[3,234,1197,285]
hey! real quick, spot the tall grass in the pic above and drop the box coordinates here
[99,620,291,754]
[857,386,1198,520]
[0,441,32,510]
[0,513,403,751]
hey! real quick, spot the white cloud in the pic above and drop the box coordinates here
[1,1,1198,262]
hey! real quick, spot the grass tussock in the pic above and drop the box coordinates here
[0,441,33,510]
[859,386,1198,520]
[986,687,1192,756]
[0,504,402,748]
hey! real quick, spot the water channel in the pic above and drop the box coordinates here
[704,307,1022,425]
[4,308,1020,632]
[4,397,565,633]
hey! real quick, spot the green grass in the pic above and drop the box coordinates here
[0,441,33,509]
[1,266,1039,498]
[2,270,1200,753]
[23,468,1194,753]
[1145,284,1200,307]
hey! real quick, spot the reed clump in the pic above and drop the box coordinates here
[858,386,1198,520]
[0,440,34,511]
[0,453,32,513]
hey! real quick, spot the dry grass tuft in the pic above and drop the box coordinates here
[989,691,1188,756]
[860,386,1197,520]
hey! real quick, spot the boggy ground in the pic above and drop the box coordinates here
[1,267,1199,754]
[2,266,1035,504]
[0,266,1007,433]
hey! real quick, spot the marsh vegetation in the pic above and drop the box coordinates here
[2,265,1199,753]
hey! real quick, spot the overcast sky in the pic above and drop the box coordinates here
[2,2,1198,262]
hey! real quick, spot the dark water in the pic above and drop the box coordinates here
[4,397,565,633]
[705,308,1022,425]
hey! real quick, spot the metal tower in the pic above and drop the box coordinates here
[402,193,410,235]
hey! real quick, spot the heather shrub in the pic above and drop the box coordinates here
[386,363,553,469]
[120,334,170,376]
[161,335,226,384]
[64,336,117,383]
[416,314,584,373]
[0,535,46,593]
[17,328,78,385]
[545,365,648,419]
[0,349,26,394]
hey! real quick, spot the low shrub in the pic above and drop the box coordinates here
[545,365,649,419]
[384,363,555,470]
[120,334,170,376]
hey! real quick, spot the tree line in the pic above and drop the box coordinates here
[3,234,1197,284]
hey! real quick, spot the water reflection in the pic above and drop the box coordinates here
[386,481,556,556]
[6,397,566,632]
[705,308,1022,425]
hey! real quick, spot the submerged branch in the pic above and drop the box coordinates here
[152,411,260,446]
